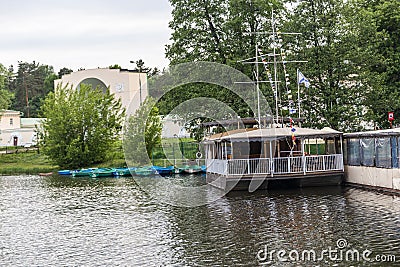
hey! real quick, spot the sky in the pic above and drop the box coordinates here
[0,0,173,72]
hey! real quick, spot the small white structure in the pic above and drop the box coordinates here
[0,110,41,147]
[161,116,190,138]
[54,68,148,115]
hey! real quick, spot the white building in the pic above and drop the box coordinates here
[54,68,148,115]
[0,110,41,147]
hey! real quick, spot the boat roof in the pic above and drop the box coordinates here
[204,127,342,142]
[344,127,400,138]
[206,128,258,140]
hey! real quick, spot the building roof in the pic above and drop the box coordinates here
[21,118,43,128]
[205,127,342,142]
[344,127,400,138]
[0,109,21,115]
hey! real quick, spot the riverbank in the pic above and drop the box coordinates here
[0,150,127,175]
[0,151,58,175]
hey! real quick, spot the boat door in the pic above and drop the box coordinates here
[13,136,18,146]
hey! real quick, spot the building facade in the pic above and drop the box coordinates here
[0,110,40,147]
[54,68,148,115]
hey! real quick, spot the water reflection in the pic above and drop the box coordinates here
[0,175,399,266]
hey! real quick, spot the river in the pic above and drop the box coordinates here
[0,175,399,266]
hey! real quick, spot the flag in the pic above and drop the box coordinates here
[298,71,310,88]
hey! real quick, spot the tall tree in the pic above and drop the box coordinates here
[40,84,124,168]
[0,63,13,110]
[57,67,73,78]
[124,97,162,165]
[166,0,228,64]
[353,0,400,128]
[161,0,281,121]
[283,0,365,131]
[11,61,56,117]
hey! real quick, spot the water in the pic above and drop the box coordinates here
[0,175,399,266]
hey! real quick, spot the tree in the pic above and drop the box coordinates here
[282,0,365,131]
[57,67,73,78]
[123,97,162,165]
[10,61,56,117]
[40,83,124,168]
[0,63,13,109]
[353,0,400,128]
[109,64,122,70]
[161,0,282,122]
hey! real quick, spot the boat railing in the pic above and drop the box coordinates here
[207,154,343,176]
[206,159,228,174]
[226,158,271,175]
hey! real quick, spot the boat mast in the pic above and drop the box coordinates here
[255,43,261,128]
[238,9,307,128]
[271,10,280,126]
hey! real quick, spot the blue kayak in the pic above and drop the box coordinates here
[58,170,72,176]
[152,166,174,175]
[113,167,136,177]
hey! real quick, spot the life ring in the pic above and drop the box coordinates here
[196,152,202,159]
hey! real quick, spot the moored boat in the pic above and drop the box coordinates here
[113,167,136,177]
[152,166,174,175]
[58,170,72,176]
[182,165,202,174]
[201,165,207,173]
[91,168,116,178]
[135,166,155,176]
[173,166,185,174]
[72,168,96,177]
[39,172,53,176]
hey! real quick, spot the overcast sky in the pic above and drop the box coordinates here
[0,0,172,72]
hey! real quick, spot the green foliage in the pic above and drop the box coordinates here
[352,0,400,128]
[161,0,283,130]
[282,0,366,131]
[109,64,122,69]
[0,64,13,109]
[124,97,162,165]
[57,67,73,78]
[39,83,124,168]
[9,61,56,117]
[165,0,399,132]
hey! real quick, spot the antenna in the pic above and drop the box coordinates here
[237,9,308,127]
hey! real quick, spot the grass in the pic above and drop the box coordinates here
[0,151,59,175]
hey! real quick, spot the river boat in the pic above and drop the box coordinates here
[72,168,97,177]
[58,170,72,176]
[152,166,174,175]
[173,166,185,174]
[39,172,53,176]
[135,166,155,176]
[182,165,202,174]
[203,11,344,191]
[91,168,116,178]
[113,167,136,177]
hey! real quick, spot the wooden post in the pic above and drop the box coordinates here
[302,139,306,175]
[270,141,274,176]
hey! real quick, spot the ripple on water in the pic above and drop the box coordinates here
[0,175,399,266]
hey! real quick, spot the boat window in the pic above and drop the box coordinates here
[361,138,375,167]
[347,139,361,166]
[376,138,391,168]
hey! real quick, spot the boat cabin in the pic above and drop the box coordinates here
[203,127,344,191]
[343,128,400,192]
